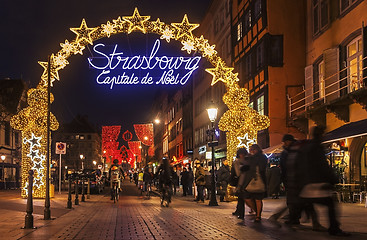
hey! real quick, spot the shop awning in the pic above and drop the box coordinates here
[322,119,367,143]
[263,143,283,154]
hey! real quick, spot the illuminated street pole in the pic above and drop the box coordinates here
[1,155,5,190]
[44,55,51,220]
[207,102,218,206]
[80,154,84,171]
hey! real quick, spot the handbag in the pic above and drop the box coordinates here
[245,166,265,193]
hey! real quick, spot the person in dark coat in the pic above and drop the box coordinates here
[194,161,206,202]
[240,144,267,222]
[298,126,349,236]
[187,166,194,195]
[217,160,231,202]
[266,163,281,199]
[180,168,189,196]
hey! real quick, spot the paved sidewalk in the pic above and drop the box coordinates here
[0,183,366,240]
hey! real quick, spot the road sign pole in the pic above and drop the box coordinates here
[59,154,62,194]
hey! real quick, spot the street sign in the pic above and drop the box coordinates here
[55,142,66,154]
[98,165,102,169]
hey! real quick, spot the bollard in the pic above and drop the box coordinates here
[75,176,79,205]
[81,177,85,202]
[87,177,90,199]
[23,170,35,229]
[67,175,72,209]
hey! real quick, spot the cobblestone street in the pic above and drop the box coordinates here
[1,181,366,240]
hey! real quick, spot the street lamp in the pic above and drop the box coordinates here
[207,102,218,206]
[1,155,5,190]
[93,161,97,166]
[80,154,84,171]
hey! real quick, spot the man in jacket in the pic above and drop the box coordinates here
[217,160,231,202]
[194,161,206,202]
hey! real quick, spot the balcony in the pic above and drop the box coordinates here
[288,56,367,132]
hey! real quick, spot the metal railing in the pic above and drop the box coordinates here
[289,56,367,118]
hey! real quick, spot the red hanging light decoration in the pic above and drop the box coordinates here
[102,126,121,163]
[122,130,133,142]
[128,141,142,163]
[134,123,154,146]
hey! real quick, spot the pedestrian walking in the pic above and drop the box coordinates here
[232,148,249,221]
[187,166,194,195]
[217,160,230,202]
[298,126,350,236]
[239,144,267,223]
[204,166,211,200]
[180,168,189,196]
[266,163,281,199]
[194,161,206,202]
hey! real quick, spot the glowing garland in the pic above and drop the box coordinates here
[10,8,271,197]
[102,126,121,163]
[128,141,142,163]
[122,130,133,142]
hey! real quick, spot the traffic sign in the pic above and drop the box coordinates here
[98,165,102,169]
[55,142,66,154]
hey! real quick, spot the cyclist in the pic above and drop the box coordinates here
[156,157,174,206]
[138,170,144,194]
[109,159,124,200]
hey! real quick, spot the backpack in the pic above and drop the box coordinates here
[111,169,120,182]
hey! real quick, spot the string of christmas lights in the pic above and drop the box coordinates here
[134,123,154,146]
[11,7,271,197]
[128,141,142,163]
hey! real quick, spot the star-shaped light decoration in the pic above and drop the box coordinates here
[171,14,199,40]
[195,35,208,49]
[33,178,44,188]
[123,8,150,34]
[38,54,61,86]
[160,27,175,43]
[27,149,40,161]
[73,42,85,55]
[24,133,42,150]
[205,61,234,86]
[70,18,97,45]
[102,21,117,38]
[112,16,126,31]
[153,18,165,32]
[32,160,44,173]
[237,133,256,151]
[181,40,196,54]
[226,72,240,87]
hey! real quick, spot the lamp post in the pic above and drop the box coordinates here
[207,102,218,206]
[1,155,5,190]
[80,154,84,171]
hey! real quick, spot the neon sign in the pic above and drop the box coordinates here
[88,39,201,89]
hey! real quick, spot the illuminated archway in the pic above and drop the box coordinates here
[10,8,270,198]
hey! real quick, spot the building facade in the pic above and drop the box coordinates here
[53,115,102,172]
[192,0,231,164]
[289,0,367,184]
[0,79,27,189]
[232,0,307,149]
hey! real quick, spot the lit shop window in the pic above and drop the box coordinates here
[257,95,264,115]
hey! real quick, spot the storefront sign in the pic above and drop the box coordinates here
[88,39,201,89]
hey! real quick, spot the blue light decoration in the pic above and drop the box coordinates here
[88,39,201,89]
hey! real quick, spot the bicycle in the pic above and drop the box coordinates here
[111,181,119,203]
[146,183,152,199]
[160,183,172,207]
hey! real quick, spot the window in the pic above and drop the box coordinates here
[257,95,265,115]
[313,0,329,36]
[347,37,363,92]
[249,102,254,109]
[237,22,243,41]
[244,10,252,33]
[340,0,358,14]
[318,60,326,100]
[253,0,262,21]
[5,122,10,146]
[268,35,283,67]
[256,41,264,69]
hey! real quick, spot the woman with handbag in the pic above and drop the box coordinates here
[240,144,267,222]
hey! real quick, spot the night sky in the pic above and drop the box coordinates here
[0,0,212,132]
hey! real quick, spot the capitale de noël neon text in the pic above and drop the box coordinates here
[88,39,201,89]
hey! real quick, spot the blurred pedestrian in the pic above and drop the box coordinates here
[240,144,267,223]
[217,160,230,202]
[194,161,206,202]
[181,168,189,196]
[232,147,249,221]
[298,126,350,236]
[187,166,194,195]
[266,163,281,199]
[204,166,212,200]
